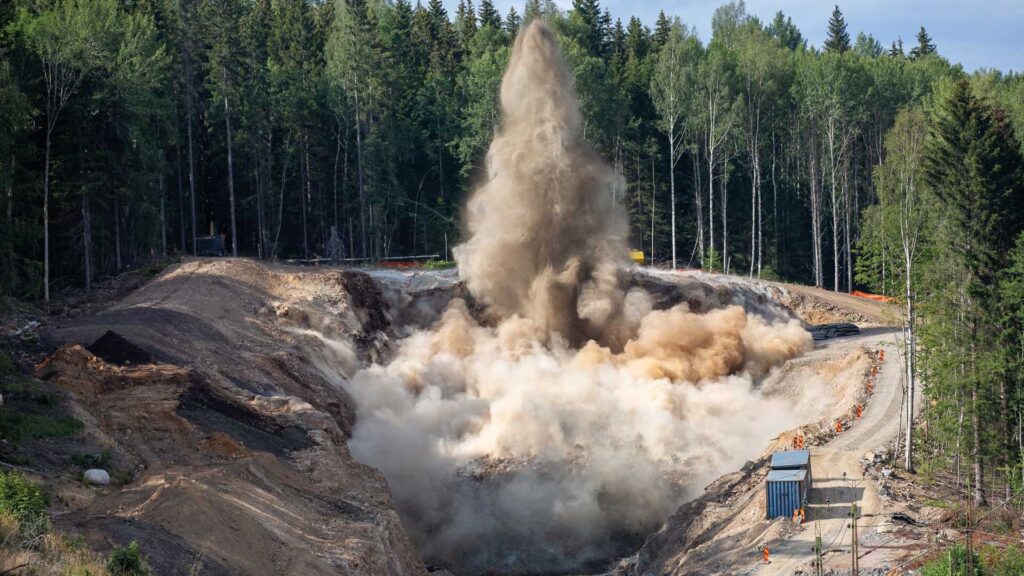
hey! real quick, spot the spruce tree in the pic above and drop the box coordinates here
[888,37,904,57]
[523,0,541,24]
[477,0,500,29]
[766,11,803,50]
[909,26,935,59]
[504,6,520,35]
[824,5,850,53]
[922,80,1024,505]
[653,10,671,47]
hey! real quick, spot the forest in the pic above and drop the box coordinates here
[3,0,1024,559]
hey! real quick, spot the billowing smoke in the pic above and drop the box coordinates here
[343,21,813,574]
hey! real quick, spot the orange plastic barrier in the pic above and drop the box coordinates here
[851,290,896,303]
[379,261,422,269]
[763,546,770,564]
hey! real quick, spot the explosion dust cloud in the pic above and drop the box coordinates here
[343,21,814,574]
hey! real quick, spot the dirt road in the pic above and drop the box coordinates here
[760,327,911,575]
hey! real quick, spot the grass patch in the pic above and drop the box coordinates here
[0,407,82,441]
[69,450,114,471]
[0,375,83,442]
[423,259,456,270]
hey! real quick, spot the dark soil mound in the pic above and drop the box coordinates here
[87,330,152,365]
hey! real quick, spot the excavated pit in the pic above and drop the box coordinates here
[357,267,816,575]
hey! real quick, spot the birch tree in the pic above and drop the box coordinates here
[16,0,113,301]
[651,20,699,269]
[873,106,930,472]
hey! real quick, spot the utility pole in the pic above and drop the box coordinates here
[814,517,824,576]
[850,501,859,576]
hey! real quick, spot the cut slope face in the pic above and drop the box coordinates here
[40,259,428,576]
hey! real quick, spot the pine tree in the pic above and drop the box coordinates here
[909,26,935,59]
[824,5,850,53]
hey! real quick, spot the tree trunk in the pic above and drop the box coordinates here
[904,262,915,472]
[355,90,368,260]
[301,135,309,260]
[182,49,198,256]
[114,194,122,272]
[972,380,986,506]
[176,124,186,253]
[43,128,52,302]
[809,124,823,288]
[271,136,290,259]
[650,149,656,265]
[721,163,729,273]
[160,175,167,258]
[5,157,13,296]
[82,187,92,290]
[692,147,703,268]
[669,120,677,268]
[708,145,715,268]
[222,78,238,257]
[333,117,342,233]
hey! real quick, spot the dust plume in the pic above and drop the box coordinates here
[343,21,813,574]
[453,20,631,347]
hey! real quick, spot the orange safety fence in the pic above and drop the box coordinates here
[851,290,896,303]
[379,260,423,269]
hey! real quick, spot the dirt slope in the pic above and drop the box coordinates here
[36,259,432,576]
[627,286,911,576]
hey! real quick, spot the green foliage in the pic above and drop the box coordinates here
[107,540,149,576]
[824,5,850,54]
[423,259,455,270]
[0,471,48,524]
[70,450,113,470]
[919,544,982,576]
[0,407,83,440]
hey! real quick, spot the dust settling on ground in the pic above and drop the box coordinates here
[343,21,812,575]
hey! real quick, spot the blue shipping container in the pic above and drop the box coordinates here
[770,449,812,485]
[766,469,808,519]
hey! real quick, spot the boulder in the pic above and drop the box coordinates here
[84,469,111,485]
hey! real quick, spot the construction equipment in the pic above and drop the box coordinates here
[629,249,644,265]
[196,222,226,256]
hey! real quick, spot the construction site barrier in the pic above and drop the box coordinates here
[851,290,896,303]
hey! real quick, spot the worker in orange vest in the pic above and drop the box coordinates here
[880,349,885,361]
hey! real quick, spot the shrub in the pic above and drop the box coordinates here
[107,540,149,576]
[0,471,47,524]
[919,544,982,576]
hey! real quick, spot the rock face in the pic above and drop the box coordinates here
[39,259,428,576]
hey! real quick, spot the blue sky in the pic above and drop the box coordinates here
[442,1,1023,73]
